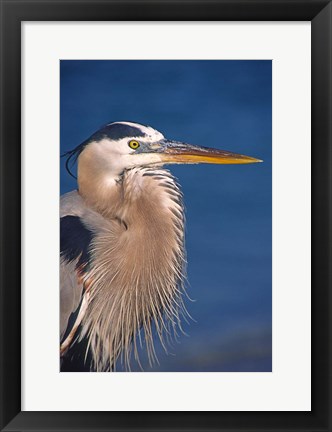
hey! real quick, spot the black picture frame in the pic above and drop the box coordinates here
[0,1,331,431]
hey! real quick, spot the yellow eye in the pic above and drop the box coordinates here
[128,140,140,150]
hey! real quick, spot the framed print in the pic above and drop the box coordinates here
[1,0,331,431]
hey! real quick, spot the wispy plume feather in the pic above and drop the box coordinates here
[78,168,190,371]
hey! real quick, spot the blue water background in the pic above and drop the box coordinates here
[60,60,272,372]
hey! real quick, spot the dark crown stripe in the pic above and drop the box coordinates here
[91,123,146,142]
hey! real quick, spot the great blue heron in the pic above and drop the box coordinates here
[60,121,261,371]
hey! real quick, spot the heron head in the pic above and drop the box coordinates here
[64,121,262,179]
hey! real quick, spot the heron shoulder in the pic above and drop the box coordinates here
[60,190,86,217]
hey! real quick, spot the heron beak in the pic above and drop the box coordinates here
[158,140,262,165]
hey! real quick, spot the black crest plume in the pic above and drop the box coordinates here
[62,141,88,179]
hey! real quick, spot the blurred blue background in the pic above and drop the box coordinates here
[60,60,272,372]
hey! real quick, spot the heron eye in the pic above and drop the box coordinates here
[128,140,140,150]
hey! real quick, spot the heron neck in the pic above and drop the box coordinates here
[78,163,182,229]
[77,157,122,219]
[79,166,186,370]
